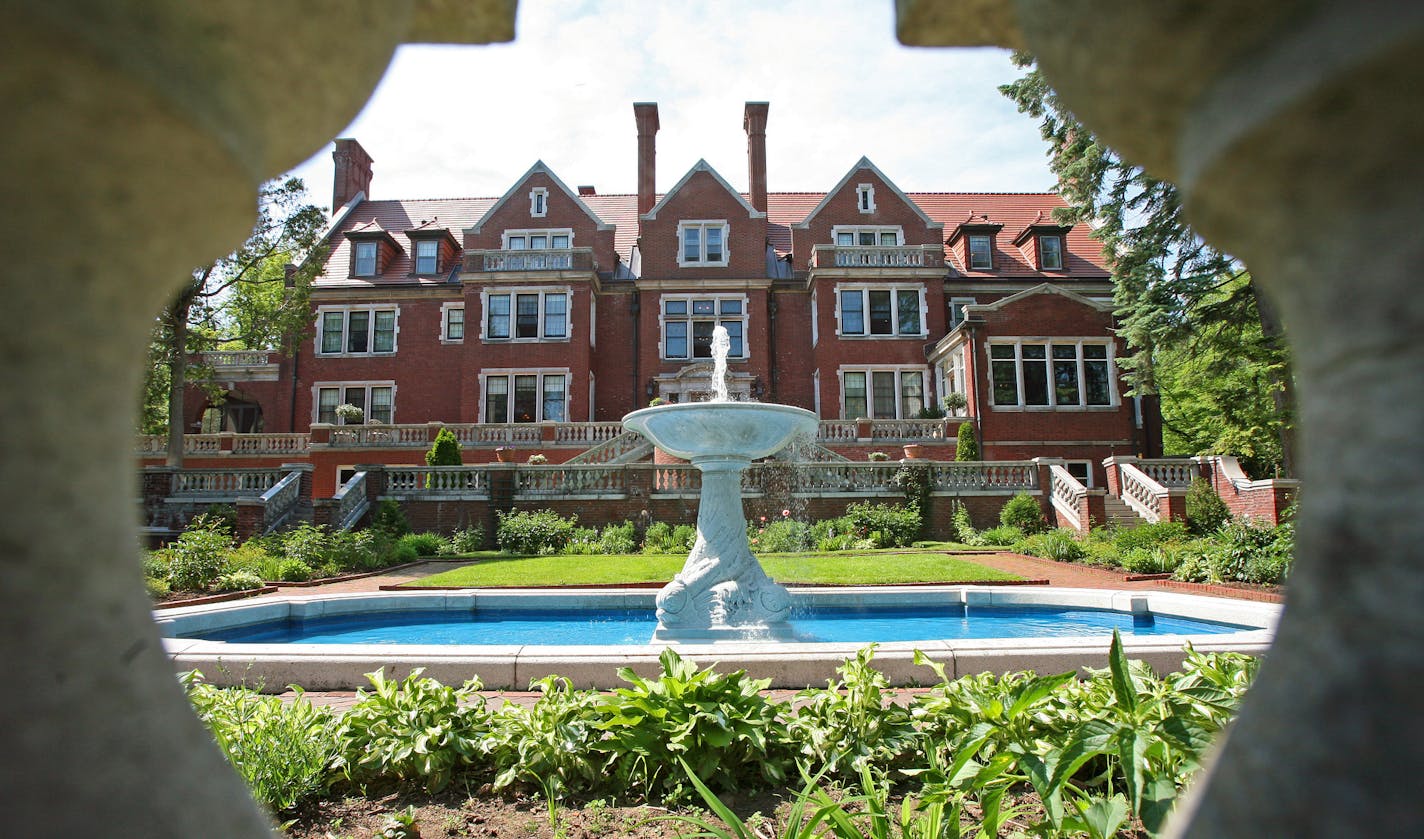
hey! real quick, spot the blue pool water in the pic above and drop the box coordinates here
[190,604,1252,646]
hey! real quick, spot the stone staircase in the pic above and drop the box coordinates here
[564,430,654,464]
[1102,495,1145,529]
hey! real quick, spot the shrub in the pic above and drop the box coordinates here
[211,570,264,592]
[641,521,675,553]
[754,518,812,553]
[891,461,934,537]
[563,526,602,555]
[197,504,238,534]
[951,501,983,546]
[369,500,411,538]
[1113,519,1189,553]
[999,491,1047,534]
[398,532,447,558]
[329,529,384,572]
[671,524,696,550]
[978,525,1025,546]
[954,420,978,461]
[184,672,340,814]
[167,521,232,591]
[270,557,313,582]
[941,391,968,415]
[224,541,276,575]
[1121,545,1187,575]
[280,522,332,568]
[145,576,171,598]
[1186,477,1231,535]
[334,403,364,424]
[526,453,548,464]
[450,524,486,553]
[424,426,463,467]
[497,509,576,555]
[1081,539,1123,568]
[596,521,638,554]
[840,502,921,548]
[1199,518,1294,585]
[1014,528,1087,562]
[142,549,170,580]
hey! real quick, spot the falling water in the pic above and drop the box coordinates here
[710,325,731,402]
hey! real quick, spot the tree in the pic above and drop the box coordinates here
[146,178,326,464]
[955,420,979,461]
[1000,54,1296,476]
[425,427,464,467]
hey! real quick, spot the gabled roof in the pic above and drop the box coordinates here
[467,160,613,234]
[791,157,941,230]
[344,220,405,253]
[965,282,1114,313]
[642,159,767,220]
[1010,210,1073,246]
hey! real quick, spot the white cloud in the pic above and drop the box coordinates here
[283,0,1056,209]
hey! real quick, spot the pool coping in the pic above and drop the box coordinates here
[156,586,1279,691]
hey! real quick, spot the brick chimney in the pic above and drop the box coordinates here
[744,102,769,213]
[331,138,373,210]
[634,102,660,216]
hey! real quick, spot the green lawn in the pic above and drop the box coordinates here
[410,550,1020,587]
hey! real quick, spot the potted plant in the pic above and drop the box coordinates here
[941,392,968,416]
[868,451,890,462]
[526,453,547,464]
[334,403,364,425]
[494,446,515,463]
[903,443,925,460]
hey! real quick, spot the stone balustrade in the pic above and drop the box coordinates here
[330,471,369,530]
[1136,458,1198,487]
[464,247,595,273]
[171,467,285,497]
[202,350,274,367]
[810,243,942,269]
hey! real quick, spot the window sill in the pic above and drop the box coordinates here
[481,337,571,344]
[835,333,928,340]
[438,338,465,346]
[989,405,1118,412]
[676,261,731,269]
[316,351,398,358]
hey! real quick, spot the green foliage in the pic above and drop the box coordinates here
[976,525,1025,547]
[145,576,171,598]
[497,508,577,555]
[951,502,985,547]
[166,519,232,591]
[211,570,264,592]
[597,520,638,554]
[594,648,793,801]
[1185,478,1231,536]
[999,491,1047,534]
[370,500,412,538]
[1114,520,1189,553]
[890,462,934,537]
[398,532,448,558]
[486,676,603,795]
[183,672,339,814]
[1175,518,1294,585]
[1121,545,1188,575]
[839,502,921,549]
[641,521,696,554]
[269,557,313,582]
[752,518,813,553]
[954,421,978,461]
[449,524,486,553]
[335,669,491,793]
[786,646,917,781]
[375,806,421,839]
[1014,528,1087,562]
[424,427,464,467]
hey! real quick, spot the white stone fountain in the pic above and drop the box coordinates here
[622,327,816,640]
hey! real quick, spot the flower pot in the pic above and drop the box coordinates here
[903,444,925,460]
[494,447,515,463]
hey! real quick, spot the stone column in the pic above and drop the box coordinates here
[0,5,513,838]
[898,2,1424,835]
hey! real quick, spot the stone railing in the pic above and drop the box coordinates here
[385,466,490,495]
[1136,458,1198,487]
[464,247,595,273]
[257,469,303,533]
[647,460,1038,497]
[554,422,625,445]
[202,350,275,367]
[932,461,1039,491]
[232,433,310,455]
[810,244,943,269]
[566,430,650,464]
[330,471,369,530]
[816,421,859,442]
[653,464,701,493]
[870,419,946,440]
[171,467,284,497]
[516,464,626,497]
[1118,462,1170,523]
[328,424,428,447]
[1049,464,1088,531]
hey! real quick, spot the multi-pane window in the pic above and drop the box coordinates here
[353,241,378,276]
[840,368,927,419]
[1039,235,1064,270]
[968,234,993,270]
[484,290,569,341]
[989,340,1114,408]
[678,221,728,266]
[837,285,924,336]
[483,371,568,423]
[948,297,976,329]
[316,383,394,424]
[834,226,901,247]
[662,295,746,359]
[505,230,571,250]
[442,305,464,341]
[414,239,439,274]
[317,306,398,355]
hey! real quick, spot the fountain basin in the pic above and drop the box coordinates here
[156,587,1278,691]
[622,401,817,462]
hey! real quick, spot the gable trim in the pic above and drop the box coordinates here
[467,160,614,234]
[965,283,1114,314]
[792,156,942,230]
[642,159,767,220]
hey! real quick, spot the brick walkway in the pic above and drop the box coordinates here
[262,553,1277,709]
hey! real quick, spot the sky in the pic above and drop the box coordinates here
[282,0,1057,209]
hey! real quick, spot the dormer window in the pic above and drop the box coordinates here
[857,184,875,213]
[968,234,993,270]
[530,187,548,218]
[353,241,378,277]
[1039,234,1064,270]
[414,240,438,274]
[678,221,729,267]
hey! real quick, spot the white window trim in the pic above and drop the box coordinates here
[529,187,548,218]
[1065,460,1094,488]
[833,283,928,338]
[352,240,378,277]
[810,289,818,347]
[501,228,574,250]
[986,338,1119,411]
[1038,234,1064,271]
[830,225,902,246]
[967,234,994,270]
[312,380,397,425]
[812,370,821,417]
[439,302,465,344]
[412,238,440,275]
[856,183,876,214]
[658,293,750,361]
[315,304,400,357]
[676,220,730,267]
[479,286,573,343]
[948,296,976,329]
[479,368,571,423]
[837,364,930,420]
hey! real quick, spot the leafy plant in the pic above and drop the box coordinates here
[334,403,364,424]
[184,671,339,814]
[1114,520,1189,553]
[425,426,463,467]
[211,570,264,592]
[1185,478,1230,536]
[941,391,968,415]
[867,451,890,462]
[370,499,412,538]
[486,676,603,795]
[950,502,984,547]
[839,502,921,549]
[998,491,1047,534]
[166,519,232,590]
[398,532,448,558]
[976,525,1024,546]
[754,518,813,553]
[449,524,486,553]
[497,508,577,555]
[786,646,917,781]
[954,421,978,461]
[596,520,638,554]
[1014,528,1087,562]
[890,462,934,538]
[526,453,548,464]
[376,806,422,839]
[335,669,491,792]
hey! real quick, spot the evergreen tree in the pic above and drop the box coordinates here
[425,427,464,467]
[955,421,979,461]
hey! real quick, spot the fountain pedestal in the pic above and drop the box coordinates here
[622,401,817,641]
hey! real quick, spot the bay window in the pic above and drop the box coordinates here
[989,340,1115,408]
